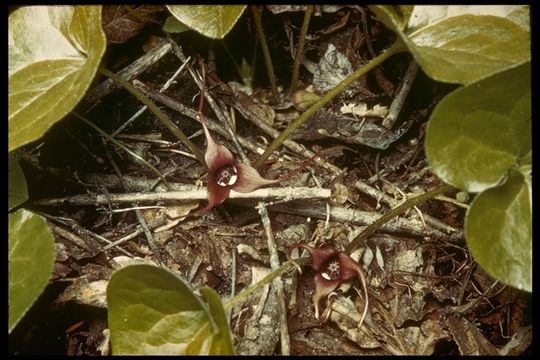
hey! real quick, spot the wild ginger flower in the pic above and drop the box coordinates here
[194,67,315,215]
[195,102,278,215]
[288,244,369,327]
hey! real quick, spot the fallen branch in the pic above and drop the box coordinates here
[270,201,463,241]
[34,186,331,206]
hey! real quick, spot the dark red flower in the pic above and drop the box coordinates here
[288,244,369,327]
[195,109,278,215]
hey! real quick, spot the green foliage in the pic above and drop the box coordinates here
[8,152,28,211]
[466,170,531,292]
[425,63,530,192]
[424,58,530,291]
[369,5,530,84]
[371,5,532,292]
[107,264,235,355]
[8,209,56,333]
[166,5,246,39]
[8,5,106,151]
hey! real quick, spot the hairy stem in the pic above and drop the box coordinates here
[253,40,407,168]
[345,183,454,254]
[97,67,205,164]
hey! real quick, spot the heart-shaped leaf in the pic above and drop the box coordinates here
[166,5,246,39]
[370,5,530,84]
[8,5,106,151]
[9,210,56,333]
[425,62,530,193]
[466,169,531,292]
[8,152,28,211]
[107,264,234,355]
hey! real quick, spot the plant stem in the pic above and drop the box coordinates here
[250,5,279,103]
[253,40,407,168]
[97,67,205,164]
[345,183,454,254]
[287,5,314,97]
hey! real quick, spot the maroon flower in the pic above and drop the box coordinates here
[193,65,315,215]
[195,117,278,214]
[288,244,369,327]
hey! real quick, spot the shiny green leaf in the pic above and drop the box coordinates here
[370,5,530,84]
[466,170,531,292]
[107,264,235,355]
[166,5,246,39]
[425,63,530,192]
[9,210,56,333]
[8,152,28,211]
[8,5,106,151]
[162,15,191,34]
[199,287,235,355]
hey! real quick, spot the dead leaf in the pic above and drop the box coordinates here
[313,44,353,94]
[446,315,499,355]
[235,91,275,125]
[58,277,108,308]
[331,183,351,205]
[292,89,321,110]
[340,102,389,118]
[102,5,164,44]
[292,108,416,150]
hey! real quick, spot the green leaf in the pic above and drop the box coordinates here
[370,5,530,84]
[166,5,246,39]
[199,287,235,355]
[8,152,28,211]
[162,15,191,33]
[8,5,106,151]
[466,169,531,292]
[9,209,56,333]
[107,264,235,355]
[425,62,530,192]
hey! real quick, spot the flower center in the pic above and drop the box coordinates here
[216,165,238,187]
[321,259,341,281]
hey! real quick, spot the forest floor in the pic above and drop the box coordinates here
[9,5,531,355]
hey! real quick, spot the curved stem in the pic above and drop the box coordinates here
[98,67,205,164]
[250,5,279,103]
[345,183,454,254]
[253,40,407,168]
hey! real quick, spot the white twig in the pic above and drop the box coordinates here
[257,202,290,355]
[35,186,331,206]
[271,202,464,240]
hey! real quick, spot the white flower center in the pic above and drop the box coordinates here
[321,259,341,280]
[216,165,238,187]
